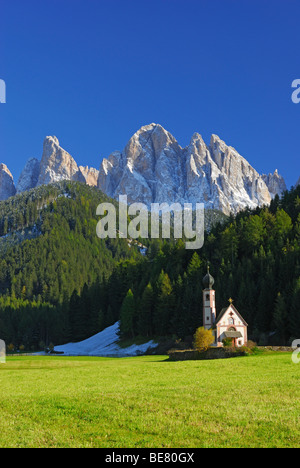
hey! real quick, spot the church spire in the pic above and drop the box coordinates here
[202,263,216,337]
[202,264,215,290]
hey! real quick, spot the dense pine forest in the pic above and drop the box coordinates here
[0,181,299,350]
[115,185,300,346]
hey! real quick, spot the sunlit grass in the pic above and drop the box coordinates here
[0,353,299,447]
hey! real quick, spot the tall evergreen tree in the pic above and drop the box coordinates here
[137,283,154,336]
[153,271,174,336]
[273,293,288,343]
[120,289,136,338]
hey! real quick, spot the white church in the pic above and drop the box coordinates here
[202,267,248,347]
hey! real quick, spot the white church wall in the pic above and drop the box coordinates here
[216,305,247,347]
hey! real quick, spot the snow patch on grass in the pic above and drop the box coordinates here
[54,322,157,357]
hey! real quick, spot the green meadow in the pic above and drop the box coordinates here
[0,352,299,448]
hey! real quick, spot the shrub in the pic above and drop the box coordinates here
[193,327,215,351]
[246,340,257,349]
[222,337,233,348]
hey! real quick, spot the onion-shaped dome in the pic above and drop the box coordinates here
[203,266,215,289]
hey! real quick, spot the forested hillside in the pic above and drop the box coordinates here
[115,185,300,346]
[0,182,141,348]
[0,181,299,350]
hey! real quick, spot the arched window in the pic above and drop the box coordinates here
[228,317,234,325]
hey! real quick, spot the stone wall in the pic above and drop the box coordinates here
[168,347,246,361]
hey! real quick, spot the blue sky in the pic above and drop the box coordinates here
[0,0,299,187]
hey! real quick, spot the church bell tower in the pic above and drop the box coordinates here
[202,266,216,330]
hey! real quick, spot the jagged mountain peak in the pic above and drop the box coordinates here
[15,137,99,194]
[44,135,60,146]
[98,124,285,214]
[38,136,79,186]
[190,132,204,142]
[210,133,223,144]
[262,170,287,199]
[0,163,12,175]
[126,123,181,155]
[209,133,231,153]
[17,157,40,193]
[134,122,169,135]
[0,163,16,200]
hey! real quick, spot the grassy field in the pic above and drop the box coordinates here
[0,352,299,448]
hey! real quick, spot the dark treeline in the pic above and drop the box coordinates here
[0,181,299,349]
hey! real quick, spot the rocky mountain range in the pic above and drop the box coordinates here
[0,123,295,214]
[98,124,288,215]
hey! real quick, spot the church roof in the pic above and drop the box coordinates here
[215,304,248,326]
[224,330,243,338]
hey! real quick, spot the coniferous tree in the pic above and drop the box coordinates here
[288,279,300,339]
[137,283,154,336]
[120,289,136,338]
[69,289,84,342]
[273,293,288,343]
[153,271,174,336]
